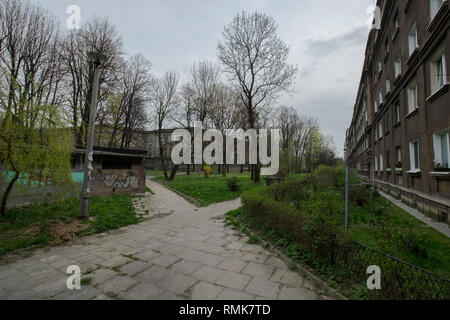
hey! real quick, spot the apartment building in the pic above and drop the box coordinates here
[345,0,450,225]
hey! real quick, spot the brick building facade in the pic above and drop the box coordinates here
[345,0,450,225]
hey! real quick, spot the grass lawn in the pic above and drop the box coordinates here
[348,195,450,278]
[0,195,141,258]
[146,170,165,177]
[155,173,263,206]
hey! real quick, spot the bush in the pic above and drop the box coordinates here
[241,180,346,263]
[227,177,240,192]
[203,165,213,178]
[313,165,359,191]
[350,184,379,206]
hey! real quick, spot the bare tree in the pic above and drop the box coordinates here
[295,116,319,172]
[209,83,241,176]
[61,17,123,147]
[149,71,179,180]
[103,54,151,149]
[190,61,220,125]
[172,83,196,174]
[276,106,301,151]
[218,11,298,182]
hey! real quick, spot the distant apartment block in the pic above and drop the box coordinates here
[345,0,450,225]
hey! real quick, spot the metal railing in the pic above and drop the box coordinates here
[334,240,450,300]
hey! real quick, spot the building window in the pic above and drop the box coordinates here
[380,154,384,171]
[433,129,450,169]
[409,140,420,170]
[394,103,401,124]
[408,23,419,57]
[386,79,391,93]
[375,156,378,172]
[395,58,402,78]
[378,62,383,74]
[430,0,445,21]
[374,98,378,113]
[379,91,383,105]
[379,122,383,139]
[395,14,399,29]
[407,79,418,114]
[396,147,402,166]
[430,49,447,94]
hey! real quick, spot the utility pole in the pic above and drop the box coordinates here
[79,52,107,220]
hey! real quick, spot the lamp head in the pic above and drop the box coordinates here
[88,52,107,67]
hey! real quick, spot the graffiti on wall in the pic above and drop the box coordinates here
[103,173,139,189]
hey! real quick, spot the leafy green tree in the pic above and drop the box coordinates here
[0,103,74,216]
[0,0,73,215]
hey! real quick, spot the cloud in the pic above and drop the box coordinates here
[305,26,368,57]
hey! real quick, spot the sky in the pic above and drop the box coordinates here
[32,0,375,157]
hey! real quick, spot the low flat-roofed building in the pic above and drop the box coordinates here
[72,147,149,196]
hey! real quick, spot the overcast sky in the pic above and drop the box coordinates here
[32,0,375,157]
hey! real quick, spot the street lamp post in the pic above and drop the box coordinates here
[79,52,107,220]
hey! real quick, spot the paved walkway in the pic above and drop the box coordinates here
[0,179,329,300]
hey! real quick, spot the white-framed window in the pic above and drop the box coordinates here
[395,58,402,78]
[375,156,378,172]
[407,79,419,113]
[395,15,400,29]
[379,122,383,139]
[408,23,419,57]
[374,98,378,113]
[378,62,383,74]
[430,0,445,21]
[386,79,391,93]
[433,129,449,168]
[379,91,383,105]
[430,48,447,94]
[380,154,384,171]
[397,147,402,163]
[409,140,420,170]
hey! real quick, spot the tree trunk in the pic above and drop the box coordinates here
[255,165,261,183]
[168,165,178,181]
[158,130,168,180]
[0,171,19,216]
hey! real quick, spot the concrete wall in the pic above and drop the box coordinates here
[86,156,146,196]
[374,179,450,227]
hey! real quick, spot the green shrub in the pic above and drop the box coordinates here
[350,184,380,206]
[203,165,213,178]
[313,165,359,191]
[227,177,240,192]
[241,180,346,264]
